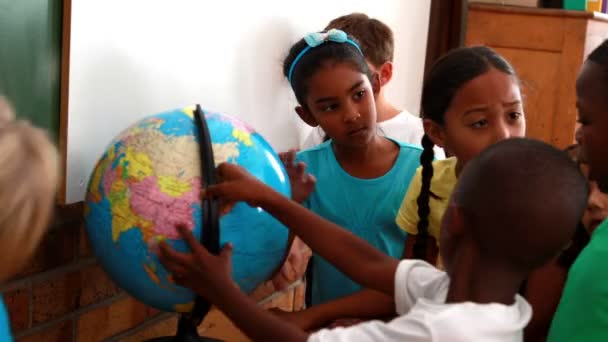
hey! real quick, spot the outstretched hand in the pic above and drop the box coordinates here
[278,149,316,203]
[158,225,234,300]
[205,162,280,211]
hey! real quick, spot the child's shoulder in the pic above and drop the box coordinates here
[431,156,457,170]
[411,157,457,190]
[413,157,456,173]
[393,139,423,154]
[296,140,332,157]
[389,140,424,170]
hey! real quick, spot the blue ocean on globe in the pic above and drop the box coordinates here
[84,106,290,312]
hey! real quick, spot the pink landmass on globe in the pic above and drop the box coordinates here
[129,176,201,240]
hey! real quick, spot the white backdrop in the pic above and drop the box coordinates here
[66,0,430,203]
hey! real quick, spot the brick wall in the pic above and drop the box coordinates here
[2,204,307,341]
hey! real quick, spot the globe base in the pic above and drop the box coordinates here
[144,312,224,342]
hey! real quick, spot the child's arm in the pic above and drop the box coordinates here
[158,226,309,342]
[276,238,418,330]
[208,163,400,296]
[274,289,395,331]
[269,150,315,289]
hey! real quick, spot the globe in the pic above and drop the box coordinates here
[84,106,290,313]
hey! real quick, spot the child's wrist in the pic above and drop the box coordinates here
[259,187,284,207]
[207,279,241,307]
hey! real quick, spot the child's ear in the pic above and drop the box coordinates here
[378,61,393,87]
[295,106,318,127]
[371,73,381,95]
[423,119,447,148]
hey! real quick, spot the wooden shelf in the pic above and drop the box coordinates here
[466,3,608,148]
[469,2,608,22]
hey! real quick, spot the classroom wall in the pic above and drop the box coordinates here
[66,0,431,203]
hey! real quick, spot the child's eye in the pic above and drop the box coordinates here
[470,120,488,129]
[321,104,338,112]
[508,112,522,120]
[353,90,366,100]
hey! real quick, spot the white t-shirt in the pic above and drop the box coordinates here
[301,110,446,159]
[308,260,532,342]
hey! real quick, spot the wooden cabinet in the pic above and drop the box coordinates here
[466,3,608,148]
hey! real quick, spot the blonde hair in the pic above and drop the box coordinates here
[0,98,59,281]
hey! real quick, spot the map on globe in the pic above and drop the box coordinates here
[84,107,290,313]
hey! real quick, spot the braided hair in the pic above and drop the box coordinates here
[413,46,518,261]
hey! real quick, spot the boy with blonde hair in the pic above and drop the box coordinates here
[0,97,60,340]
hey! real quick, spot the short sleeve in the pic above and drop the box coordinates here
[394,260,446,315]
[395,166,422,235]
[308,315,431,342]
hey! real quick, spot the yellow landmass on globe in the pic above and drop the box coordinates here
[125,147,154,181]
[140,225,157,244]
[174,302,195,313]
[126,130,200,182]
[158,176,192,197]
[212,142,240,164]
[143,263,161,285]
[88,146,116,202]
[182,107,194,118]
[109,178,154,242]
[232,128,253,146]
[123,116,248,186]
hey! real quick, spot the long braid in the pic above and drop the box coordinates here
[413,46,518,262]
[413,134,436,261]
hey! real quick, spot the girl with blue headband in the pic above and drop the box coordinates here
[277,29,422,320]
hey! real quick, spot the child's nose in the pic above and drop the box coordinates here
[342,105,361,123]
[493,123,512,142]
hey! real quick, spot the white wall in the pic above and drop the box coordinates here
[66,0,430,203]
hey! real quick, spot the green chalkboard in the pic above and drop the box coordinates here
[0,0,63,141]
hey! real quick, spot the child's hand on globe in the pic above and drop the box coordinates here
[158,225,234,300]
[278,149,316,203]
[206,162,282,209]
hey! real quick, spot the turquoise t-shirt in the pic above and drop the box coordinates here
[297,139,422,305]
[0,297,13,342]
[548,219,608,342]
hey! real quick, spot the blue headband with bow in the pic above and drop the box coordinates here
[288,29,363,85]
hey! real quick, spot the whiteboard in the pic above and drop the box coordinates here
[66,0,431,203]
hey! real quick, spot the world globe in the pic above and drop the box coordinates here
[84,106,290,313]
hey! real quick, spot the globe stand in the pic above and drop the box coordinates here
[145,311,221,342]
[145,105,223,342]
